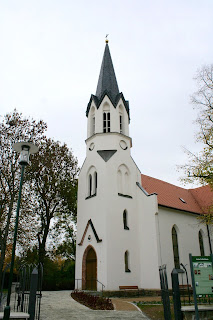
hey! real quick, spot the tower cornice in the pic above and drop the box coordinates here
[86,92,130,121]
[85,131,132,147]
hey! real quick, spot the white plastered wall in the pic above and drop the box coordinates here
[156,206,212,288]
[76,95,162,290]
[87,96,129,139]
[136,188,160,289]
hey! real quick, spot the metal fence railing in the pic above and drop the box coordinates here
[0,263,43,320]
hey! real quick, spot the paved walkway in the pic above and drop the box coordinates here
[40,291,150,320]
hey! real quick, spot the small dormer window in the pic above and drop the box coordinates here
[179,198,186,203]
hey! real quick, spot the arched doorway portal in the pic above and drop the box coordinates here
[82,246,97,290]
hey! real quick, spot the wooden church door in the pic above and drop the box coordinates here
[86,247,97,290]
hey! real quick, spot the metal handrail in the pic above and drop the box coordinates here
[96,279,105,292]
[75,278,105,292]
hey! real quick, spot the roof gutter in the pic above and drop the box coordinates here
[158,204,202,216]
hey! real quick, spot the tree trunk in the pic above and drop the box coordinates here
[38,218,50,266]
[0,202,14,288]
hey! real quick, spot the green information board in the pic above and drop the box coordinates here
[192,256,213,297]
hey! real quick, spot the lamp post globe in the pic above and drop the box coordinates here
[3,142,38,320]
[13,141,39,165]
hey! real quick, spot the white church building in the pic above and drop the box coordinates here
[75,40,213,291]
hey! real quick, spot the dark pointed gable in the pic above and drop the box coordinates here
[86,42,130,120]
[78,219,102,246]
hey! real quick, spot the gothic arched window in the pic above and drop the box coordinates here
[92,116,95,135]
[94,171,97,194]
[119,105,124,134]
[90,106,95,136]
[120,115,123,133]
[172,226,180,269]
[124,250,130,272]
[118,170,122,194]
[124,172,129,192]
[199,230,205,256]
[117,164,131,197]
[89,174,92,197]
[87,166,97,198]
[123,210,129,230]
[103,103,110,133]
[103,112,110,132]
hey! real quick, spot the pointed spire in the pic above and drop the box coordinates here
[96,41,119,101]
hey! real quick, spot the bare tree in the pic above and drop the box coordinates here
[180,65,213,224]
[181,65,213,185]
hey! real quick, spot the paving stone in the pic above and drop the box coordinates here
[40,291,150,320]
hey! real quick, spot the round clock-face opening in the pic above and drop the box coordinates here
[89,143,95,151]
[88,235,92,241]
[119,140,128,150]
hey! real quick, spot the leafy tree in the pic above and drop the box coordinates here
[181,64,213,224]
[51,211,77,260]
[0,110,47,287]
[26,138,79,265]
[0,109,79,289]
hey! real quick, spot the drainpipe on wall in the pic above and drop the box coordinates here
[155,211,163,266]
[206,224,212,254]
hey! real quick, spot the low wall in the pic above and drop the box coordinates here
[182,305,213,320]
[102,289,162,298]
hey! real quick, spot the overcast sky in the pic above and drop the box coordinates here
[0,0,213,188]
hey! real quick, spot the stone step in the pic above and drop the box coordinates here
[0,312,29,319]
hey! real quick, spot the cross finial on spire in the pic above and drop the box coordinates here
[105,34,109,43]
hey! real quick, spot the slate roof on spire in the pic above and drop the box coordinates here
[96,42,119,102]
[86,42,130,120]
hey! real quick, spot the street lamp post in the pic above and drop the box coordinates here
[3,142,38,320]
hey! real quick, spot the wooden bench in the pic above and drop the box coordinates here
[179,284,192,294]
[119,286,139,296]
[179,284,191,289]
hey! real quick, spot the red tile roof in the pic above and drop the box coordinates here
[141,174,213,214]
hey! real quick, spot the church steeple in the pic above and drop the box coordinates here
[96,41,119,102]
[86,41,130,124]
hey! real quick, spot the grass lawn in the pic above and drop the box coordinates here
[137,304,175,320]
